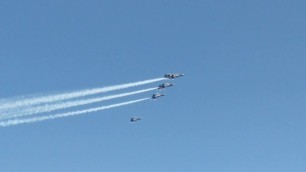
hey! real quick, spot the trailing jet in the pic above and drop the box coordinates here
[152,93,166,99]
[164,73,184,79]
[158,83,175,89]
[130,116,142,122]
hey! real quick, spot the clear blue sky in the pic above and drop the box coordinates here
[0,0,305,171]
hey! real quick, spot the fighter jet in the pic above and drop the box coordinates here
[130,116,142,122]
[164,73,184,79]
[158,83,175,89]
[152,93,166,99]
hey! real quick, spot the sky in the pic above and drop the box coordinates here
[0,0,306,171]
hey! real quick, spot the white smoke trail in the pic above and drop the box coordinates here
[0,77,164,110]
[0,87,156,120]
[0,98,149,127]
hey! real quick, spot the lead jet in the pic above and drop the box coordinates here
[158,83,175,89]
[130,116,142,122]
[152,93,166,99]
[164,73,184,79]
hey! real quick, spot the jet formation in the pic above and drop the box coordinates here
[130,73,184,122]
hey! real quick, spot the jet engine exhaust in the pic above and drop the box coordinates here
[0,77,164,112]
[0,98,150,127]
[0,88,157,120]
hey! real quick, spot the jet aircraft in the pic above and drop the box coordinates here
[158,83,175,89]
[130,116,142,122]
[152,93,166,99]
[164,73,184,79]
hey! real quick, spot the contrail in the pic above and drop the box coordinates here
[0,98,150,127]
[0,87,156,120]
[0,77,165,110]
